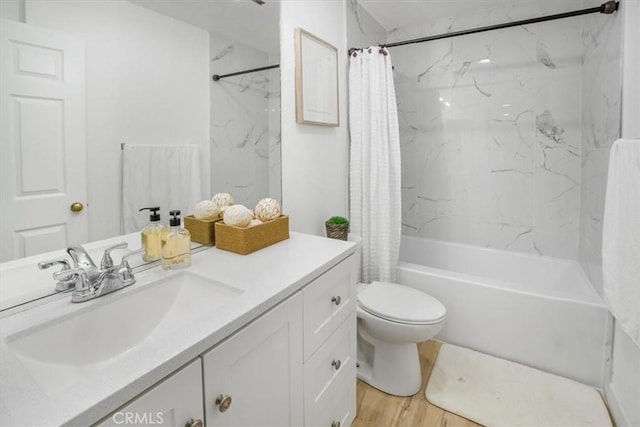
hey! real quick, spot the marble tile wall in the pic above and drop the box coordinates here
[210,32,281,208]
[387,1,620,261]
[578,7,621,293]
[346,0,387,52]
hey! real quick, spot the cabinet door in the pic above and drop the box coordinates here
[202,292,303,427]
[98,359,204,427]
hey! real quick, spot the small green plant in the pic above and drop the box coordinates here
[327,216,348,225]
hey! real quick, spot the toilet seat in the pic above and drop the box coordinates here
[358,282,446,325]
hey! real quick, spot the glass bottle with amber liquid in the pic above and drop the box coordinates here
[139,207,167,262]
[161,210,191,270]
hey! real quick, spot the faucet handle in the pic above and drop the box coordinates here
[100,242,128,269]
[38,259,76,291]
[38,258,70,271]
[54,267,91,292]
[120,248,144,269]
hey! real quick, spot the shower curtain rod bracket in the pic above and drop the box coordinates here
[600,0,618,14]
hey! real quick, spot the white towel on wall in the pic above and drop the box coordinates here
[122,144,202,233]
[602,139,640,346]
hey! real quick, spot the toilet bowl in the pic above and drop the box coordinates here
[356,281,446,397]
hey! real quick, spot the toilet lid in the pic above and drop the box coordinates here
[358,282,446,324]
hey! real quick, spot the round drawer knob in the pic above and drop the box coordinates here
[215,394,232,412]
[185,419,204,427]
[331,295,341,306]
[331,421,341,427]
[331,359,342,370]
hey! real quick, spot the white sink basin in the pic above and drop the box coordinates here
[4,271,243,395]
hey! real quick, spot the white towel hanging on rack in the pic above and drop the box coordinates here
[122,144,202,233]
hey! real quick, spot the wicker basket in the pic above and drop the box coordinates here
[215,215,289,255]
[325,221,349,240]
[184,215,221,246]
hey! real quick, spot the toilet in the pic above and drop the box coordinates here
[356,281,446,397]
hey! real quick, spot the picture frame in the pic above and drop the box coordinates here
[295,28,339,127]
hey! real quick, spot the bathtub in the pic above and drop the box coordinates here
[396,235,611,388]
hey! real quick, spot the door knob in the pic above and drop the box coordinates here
[332,359,342,370]
[215,394,232,412]
[70,202,84,212]
[185,419,203,427]
[331,295,341,306]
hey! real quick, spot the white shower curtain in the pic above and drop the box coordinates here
[349,47,401,283]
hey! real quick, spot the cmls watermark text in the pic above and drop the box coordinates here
[111,412,164,425]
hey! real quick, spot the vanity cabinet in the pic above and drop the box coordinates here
[97,359,204,427]
[202,292,304,427]
[98,253,357,427]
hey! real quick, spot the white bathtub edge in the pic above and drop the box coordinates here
[397,261,607,309]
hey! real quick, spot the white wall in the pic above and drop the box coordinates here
[25,0,210,241]
[621,0,640,139]
[280,0,349,236]
[604,3,640,426]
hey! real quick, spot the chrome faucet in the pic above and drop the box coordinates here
[66,244,102,283]
[37,258,74,291]
[39,242,143,303]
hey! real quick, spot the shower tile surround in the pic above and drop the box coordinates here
[210,33,281,207]
[578,7,621,292]
[380,0,620,286]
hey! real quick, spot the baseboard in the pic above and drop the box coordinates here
[604,383,631,427]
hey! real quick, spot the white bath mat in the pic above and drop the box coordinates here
[425,344,612,427]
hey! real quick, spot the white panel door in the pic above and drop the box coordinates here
[0,18,87,262]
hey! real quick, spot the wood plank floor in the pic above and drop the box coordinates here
[352,340,482,427]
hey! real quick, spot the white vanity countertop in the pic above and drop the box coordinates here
[0,232,356,427]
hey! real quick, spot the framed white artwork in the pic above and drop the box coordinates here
[295,28,339,126]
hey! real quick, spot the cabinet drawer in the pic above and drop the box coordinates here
[303,254,357,360]
[304,313,356,416]
[304,367,357,427]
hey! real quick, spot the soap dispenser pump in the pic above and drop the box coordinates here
[161,210,191,270]
[139,206,167,262]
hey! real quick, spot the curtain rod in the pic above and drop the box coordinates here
[212,64,280,81]
[349,0,618,54]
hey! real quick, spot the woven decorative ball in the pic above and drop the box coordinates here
[212,192,234,209]
[223,204,253,227]
[248,218,263,227]
[254,198,281,222]
[193,200,220,220]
